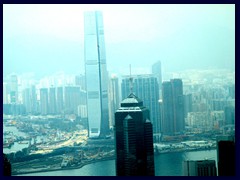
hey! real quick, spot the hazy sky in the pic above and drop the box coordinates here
[3,4,235,79]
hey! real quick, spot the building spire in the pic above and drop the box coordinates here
[129,64,133,94]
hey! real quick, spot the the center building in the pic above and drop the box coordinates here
[114,93,155,176]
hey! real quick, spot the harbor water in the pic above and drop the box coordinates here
[17,149,217,176]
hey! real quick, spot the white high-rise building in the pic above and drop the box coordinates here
[3,82,9,104]
[84,11,109,138]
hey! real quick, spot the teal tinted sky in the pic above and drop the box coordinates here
[3,4,235,78]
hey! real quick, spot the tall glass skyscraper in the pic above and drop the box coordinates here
[84,11,109,138]
[162,79,184,135]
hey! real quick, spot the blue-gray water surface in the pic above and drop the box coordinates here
[17,150,217,176]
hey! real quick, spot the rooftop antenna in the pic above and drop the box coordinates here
[129,64,133,94]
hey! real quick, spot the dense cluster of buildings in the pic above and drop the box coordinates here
[3,74,87,117]
[3,10,235,176]
[3,69,235,140]
[3,10,235,140]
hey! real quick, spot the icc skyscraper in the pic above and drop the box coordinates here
[84,11,109,138]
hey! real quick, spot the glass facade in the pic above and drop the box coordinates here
[84,11,109,138]
[162,79,185,135]
[108,76,120,128]
[121,75,161,142]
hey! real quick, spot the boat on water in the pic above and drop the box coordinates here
[18,141,29,144]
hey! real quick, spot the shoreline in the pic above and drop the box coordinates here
[12,156,115,176]
[12,148,216,176]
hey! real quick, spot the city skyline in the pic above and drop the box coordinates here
[3,4,235,79]
[3,4,235,176]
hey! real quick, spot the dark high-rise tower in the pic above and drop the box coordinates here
[217,135,235,176]
[162,79,184,135]
[115,93,155,176]
[3,153,11,176]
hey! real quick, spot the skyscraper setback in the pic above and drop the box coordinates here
[84,11,109,138]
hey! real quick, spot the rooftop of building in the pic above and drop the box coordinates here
[122,74,155,78]
[120,93,143,107]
